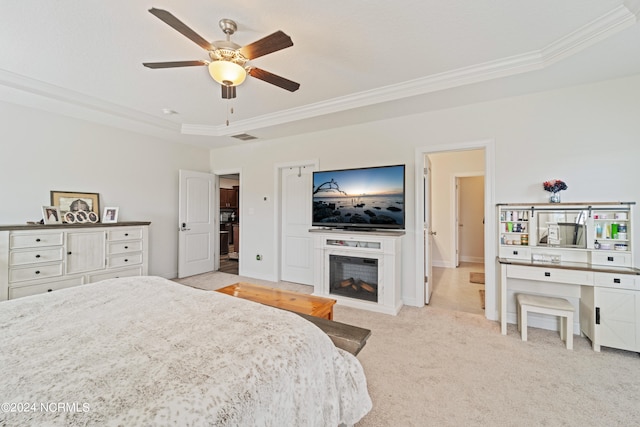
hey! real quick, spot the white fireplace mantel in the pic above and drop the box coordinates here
[311,228,404,315]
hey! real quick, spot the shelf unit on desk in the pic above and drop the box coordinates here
[497,202,639,352]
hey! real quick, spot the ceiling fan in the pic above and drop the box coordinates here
[143,8,300,99]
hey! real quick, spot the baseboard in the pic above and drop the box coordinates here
[432,260,455,268]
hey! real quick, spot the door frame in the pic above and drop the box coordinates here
[213,167,242,273]
[273,159,319,283]
[414,139,497,321]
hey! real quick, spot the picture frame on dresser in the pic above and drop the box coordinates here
[102,207,119,223]
[50,191,100,218]
[41,206,62,224]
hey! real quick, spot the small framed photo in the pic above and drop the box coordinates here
[87,211,99,223]
[102,207,119,223]
[64,211,77,224]
[42,206,62,224]
[75,211,88,223]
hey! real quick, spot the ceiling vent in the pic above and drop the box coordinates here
[231,133,258,141]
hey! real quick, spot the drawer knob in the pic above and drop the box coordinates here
[35,270,40,275]
[544,272,551,277]
[614,278,621,284]
[67,251,72,255]
[124,233,129,236]
[47,289,53,292]
[607,256,614,262]
[124,246,129,249]
[124,259,128,262]
[36,238,41,242]
[512,250,518,255]
[35,254,41,258]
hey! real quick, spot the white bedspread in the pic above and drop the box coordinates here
[0,276,371,426]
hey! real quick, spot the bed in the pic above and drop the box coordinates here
[0,276,371,426]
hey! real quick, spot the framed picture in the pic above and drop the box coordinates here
[102,207,119,223]
[42,206,62,224]
[87,211,99,223]
[51,191,100,219]
[64,211,77,224]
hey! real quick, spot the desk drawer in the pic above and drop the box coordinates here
[591,252,632,267]
[593,273,638,290]
[10,247,64,266]
[9,263,64,283]
[499,246,531,261]
[507,265,592,285]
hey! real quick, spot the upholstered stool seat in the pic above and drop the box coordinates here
[516,293,574,350]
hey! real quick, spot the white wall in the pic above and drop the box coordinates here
[210,73,640,316]
[0,101,211,278]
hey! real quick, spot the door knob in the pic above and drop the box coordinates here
[180,222,191,231]
[429,231,437,236]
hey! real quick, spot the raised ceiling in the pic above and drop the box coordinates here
[1,1,640,148]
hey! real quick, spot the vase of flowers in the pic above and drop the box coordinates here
[543,179,567,203]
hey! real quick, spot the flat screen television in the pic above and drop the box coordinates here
[312,164,405,230]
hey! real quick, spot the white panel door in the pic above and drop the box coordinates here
[281,165,314,285]
[178,170,215,278]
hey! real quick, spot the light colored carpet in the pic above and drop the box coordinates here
[174,272,640,426]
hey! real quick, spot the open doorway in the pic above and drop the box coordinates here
[426,149,486,315]
[218,173,239,275]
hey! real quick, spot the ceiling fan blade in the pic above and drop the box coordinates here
[239,31,293,60]
[148,8,213,51]
[248,68,300,92]
[143,60,207,69]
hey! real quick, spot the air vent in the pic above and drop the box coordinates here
[231,133,257,141]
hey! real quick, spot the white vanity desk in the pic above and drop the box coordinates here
[497,202,639,352]
[498,258,640,352]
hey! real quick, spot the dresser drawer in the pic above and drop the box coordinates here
[591,251,632,267]
[10,232,64,249]
[108,228,143,241]
[593,273,638,290]
[88,266,143,283]
[107,253,143,268]
[10,247,64,266]
[9,263,64,283]
[499,246,531,261]
[507,265,592,285]
[9,277,83,299]
[107,240,142,255]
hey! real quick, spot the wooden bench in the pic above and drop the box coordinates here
[216,282,371,355]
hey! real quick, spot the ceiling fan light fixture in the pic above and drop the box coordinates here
[209,60,247,86]
[208,48,248,86]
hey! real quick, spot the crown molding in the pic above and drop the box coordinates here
[0,69,181,137]
[183,4,638,137]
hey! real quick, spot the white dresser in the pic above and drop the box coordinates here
[0,222,150,301]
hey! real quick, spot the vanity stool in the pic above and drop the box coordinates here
[516,293,574,350]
